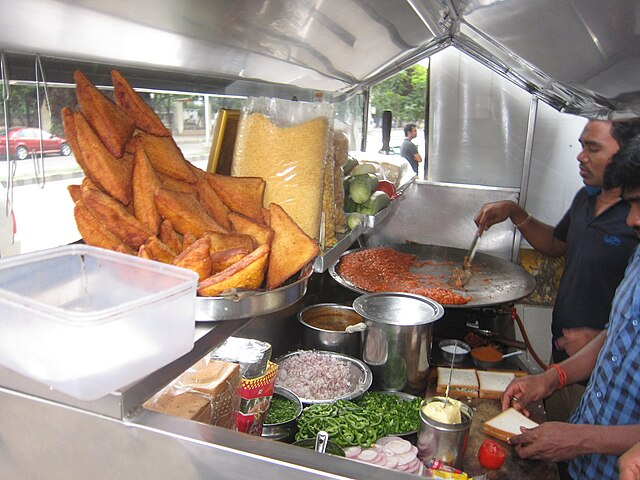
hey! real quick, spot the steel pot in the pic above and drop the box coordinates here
[298,304,363,358]
[353,292,444,394]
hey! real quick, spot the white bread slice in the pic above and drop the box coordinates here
[436,367,479,398]
[483,407,539,442]
[477,371,515,399]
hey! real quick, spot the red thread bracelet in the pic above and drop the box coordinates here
[548,363,567,389]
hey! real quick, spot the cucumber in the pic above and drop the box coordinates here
[346,212,364,230]
[343,156,358,175]
[344,192,358,212]
[350,163,377,176]
[349,173,379,204]
[357,191,391,215]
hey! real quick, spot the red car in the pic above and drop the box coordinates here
[0,127,71,160]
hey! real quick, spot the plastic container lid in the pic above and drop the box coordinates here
[353,292,444,326]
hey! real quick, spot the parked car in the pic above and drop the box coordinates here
[0,127,71,160]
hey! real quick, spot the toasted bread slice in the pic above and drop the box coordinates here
[205,231,255,255]
[139,236,176,264]
[173,236,212,281]
[210,248,250,273]
[198,244,270,296]
[74,111,133,205]
[81,181,153,249]
[111,70,171,137]
[228,211,274,246]
[483,407,539,442]
[205,174,265,222]
[74,70,135,158]
[137,132,196,184]
[156,171,197,194]
[73,198,134,254]
[67,184,82,204]
[61,107,89,173]
[131,142,162,234]
[154,187,228,238]
[158,219,182,255]
[266,203,320,290]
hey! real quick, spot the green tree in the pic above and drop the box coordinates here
[370,64,427,127]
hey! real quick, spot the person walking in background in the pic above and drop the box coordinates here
[400,123,423,174]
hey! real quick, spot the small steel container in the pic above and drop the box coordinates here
[353,292,444,393]
[417,396,473,469]
[439,339,471,364]
[262,386,303,442]
[298,304,363,359]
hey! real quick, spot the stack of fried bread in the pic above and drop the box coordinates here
[64,70,320,296]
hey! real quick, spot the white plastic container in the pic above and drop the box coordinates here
[0,245,198,401]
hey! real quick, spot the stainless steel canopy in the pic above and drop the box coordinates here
[0,0,639,116]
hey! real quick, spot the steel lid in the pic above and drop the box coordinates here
[352,292,444,326]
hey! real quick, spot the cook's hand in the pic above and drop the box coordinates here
[510,422,581,462]
[619,441,640,480]
[555,328,602,357]
[501,372,556,415]
[474,201,521,234]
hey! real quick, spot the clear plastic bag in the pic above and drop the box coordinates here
[231,97,333,241]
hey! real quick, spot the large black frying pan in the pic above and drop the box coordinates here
[329,243,536,308]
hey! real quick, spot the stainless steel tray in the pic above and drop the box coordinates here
[329,243,536,309]
[313,222,364,273]
[195,265,312,322]
[274,350,373,404]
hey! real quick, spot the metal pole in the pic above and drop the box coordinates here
[511,95,538,262]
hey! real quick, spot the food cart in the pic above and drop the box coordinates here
[1,1,638,478]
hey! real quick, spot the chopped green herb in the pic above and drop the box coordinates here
[265,397,299,425]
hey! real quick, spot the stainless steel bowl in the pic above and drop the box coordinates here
[438,339,471,364]
[298,303,363,358]
[194,265,312,322]
[262,386,303,442]
[274,350,373,404]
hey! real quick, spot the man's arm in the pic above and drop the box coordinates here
[512,423,640,462]
[558,329,606,384]
[501,331,606,413]
[474,200,566,257]
[414,152,422,163]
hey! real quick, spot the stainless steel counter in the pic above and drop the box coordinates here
[0,313,423,480]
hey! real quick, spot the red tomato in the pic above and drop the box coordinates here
[478,439,506,470]
[376,180,398,199]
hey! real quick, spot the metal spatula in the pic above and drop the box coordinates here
[449,230,481,289]
[443,340,458,406]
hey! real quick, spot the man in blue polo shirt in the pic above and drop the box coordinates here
[500,136,640,479]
